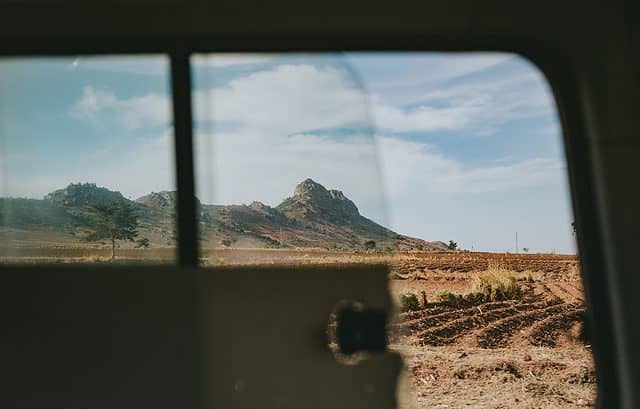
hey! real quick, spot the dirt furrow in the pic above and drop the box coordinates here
[475,303,569,348]
[545,282,582,303]
[394,301,519,332]
[527,306,585,347]
[399,305,457,321]
[540,283,565,303]
[555,282,585,302]
[416,299,563,346]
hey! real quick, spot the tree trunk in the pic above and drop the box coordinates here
[111,236,116,260]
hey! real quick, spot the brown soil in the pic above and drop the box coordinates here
[389,252,595,408]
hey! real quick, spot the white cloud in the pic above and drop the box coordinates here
[371,99,478,132]
[377,136,564,196]
[71,85,170,130]
[194,64,370,135]
[194,60,556,137]
[70,59,556,138]
[346,53,511,93]
[370,70,555,134]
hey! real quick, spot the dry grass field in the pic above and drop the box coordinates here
[0,247,595,407]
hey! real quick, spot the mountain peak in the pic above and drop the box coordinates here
[45,182,126,206]
[278,179,360,220]
[137,190,204,212]
[136,191,177,208]
[294,178,326,198]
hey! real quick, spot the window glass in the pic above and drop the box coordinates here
[192,54,394,265]
[192,52,595,408]
[0,52,594,407]
[0,56,176,264]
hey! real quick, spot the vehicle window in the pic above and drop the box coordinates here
[0,51,595,407]
[192,53,390,265]
[192,52,595,408]
[0,56,176,264]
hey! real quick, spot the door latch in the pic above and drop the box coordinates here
[336,304,387,355]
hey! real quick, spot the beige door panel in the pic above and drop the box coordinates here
[1,264,400,409]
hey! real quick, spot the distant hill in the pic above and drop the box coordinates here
[46,183,126,207]
[0,180,446,251]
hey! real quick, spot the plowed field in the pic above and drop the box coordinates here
[389,252,596,408]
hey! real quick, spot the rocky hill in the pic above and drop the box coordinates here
[0,180,446,251]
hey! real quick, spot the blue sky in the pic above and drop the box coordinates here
[0,53,576,253]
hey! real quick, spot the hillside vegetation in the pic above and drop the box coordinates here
[0,179,445,251]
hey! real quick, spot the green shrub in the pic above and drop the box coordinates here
[134,237,150,248]
[400,293,421,312]
[438,290,464,307]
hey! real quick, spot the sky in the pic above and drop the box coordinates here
[0,53,576,253]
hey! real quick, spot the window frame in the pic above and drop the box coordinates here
[0,45,616,408]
